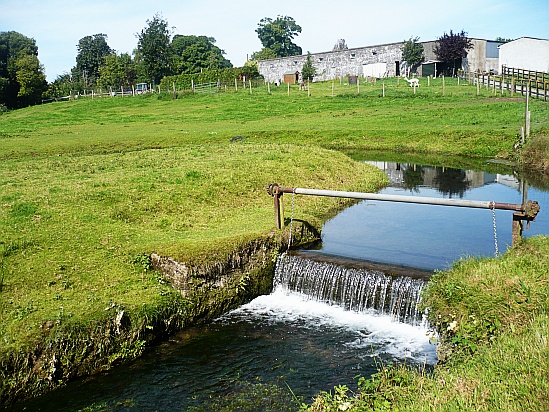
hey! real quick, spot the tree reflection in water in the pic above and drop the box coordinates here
[434,167,471,198]
[402,164,425,193]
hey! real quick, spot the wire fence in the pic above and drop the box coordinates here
[42,77,272,103]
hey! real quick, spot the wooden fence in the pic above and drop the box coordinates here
[502,66,549,84]
[42,77,270,104]
[460,67,549,101]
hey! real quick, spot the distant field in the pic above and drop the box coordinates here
[2,77,547,162]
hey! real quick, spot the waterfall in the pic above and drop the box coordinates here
[274,253,427,325]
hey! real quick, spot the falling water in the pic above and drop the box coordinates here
[274,253,427,325]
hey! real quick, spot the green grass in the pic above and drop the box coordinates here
[304,236,549,411]
[2,77,547,161]
[0,143,386,349]
[1,78,548,408]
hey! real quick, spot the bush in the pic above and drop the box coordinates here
[160,66,261,90]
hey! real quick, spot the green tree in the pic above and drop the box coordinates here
[301,52,317,82]
[98,53,136,90]
[250,48,277,61]
[495,37,513,43]
[256,16,302,57]
[171,35,231,74]
[402,36,424,73]
[47,72,77,98]
[0,31,46,108]
[15,54,46,104]
[242,59,259,75]
[434,30,473,75]
[137,14,173,85]
[75,34,114,87]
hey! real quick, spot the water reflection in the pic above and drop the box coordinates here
[371,162,514,197]
[316,161,548,271]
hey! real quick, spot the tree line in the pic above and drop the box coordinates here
[1,11,483,110]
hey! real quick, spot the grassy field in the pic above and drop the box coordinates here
[1,77,549,409]
[3,77,548,162]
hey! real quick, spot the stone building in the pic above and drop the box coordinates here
[258,38,504,82]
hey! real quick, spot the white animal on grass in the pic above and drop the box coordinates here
[403,76,419,87]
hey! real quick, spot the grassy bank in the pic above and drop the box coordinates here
[1,78,548,407]
[304,236,549,411]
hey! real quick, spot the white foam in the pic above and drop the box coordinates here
[223,288,438,365]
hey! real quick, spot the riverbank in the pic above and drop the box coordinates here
[1,79,547,408]
[520,130,549,175]
[304,235,549,411]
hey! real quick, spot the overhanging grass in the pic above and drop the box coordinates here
[304,236,549,411]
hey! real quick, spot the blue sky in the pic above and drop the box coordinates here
[1,0,548,81]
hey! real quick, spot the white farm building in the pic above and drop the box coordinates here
[499,37,549,73]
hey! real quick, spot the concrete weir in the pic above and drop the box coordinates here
[150,236,281,322]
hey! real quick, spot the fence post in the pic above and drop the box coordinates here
[501,74,504,95]
[526,82,531,139]
[442,75,445,96]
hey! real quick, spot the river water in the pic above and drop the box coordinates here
[315,160,549,270]
[13,160,549,411]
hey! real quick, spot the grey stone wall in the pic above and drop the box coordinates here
[258,41,406,83]
[258,39,496,82]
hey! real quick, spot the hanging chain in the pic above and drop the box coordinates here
[491,202,500,257]
[288,190,295,250]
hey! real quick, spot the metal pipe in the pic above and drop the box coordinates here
[277,186,525,212]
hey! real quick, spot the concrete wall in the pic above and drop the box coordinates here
[499,37,549,73]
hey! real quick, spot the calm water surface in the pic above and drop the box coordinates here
[317,161,549,270]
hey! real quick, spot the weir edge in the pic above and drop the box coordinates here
[0,223,319,408]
